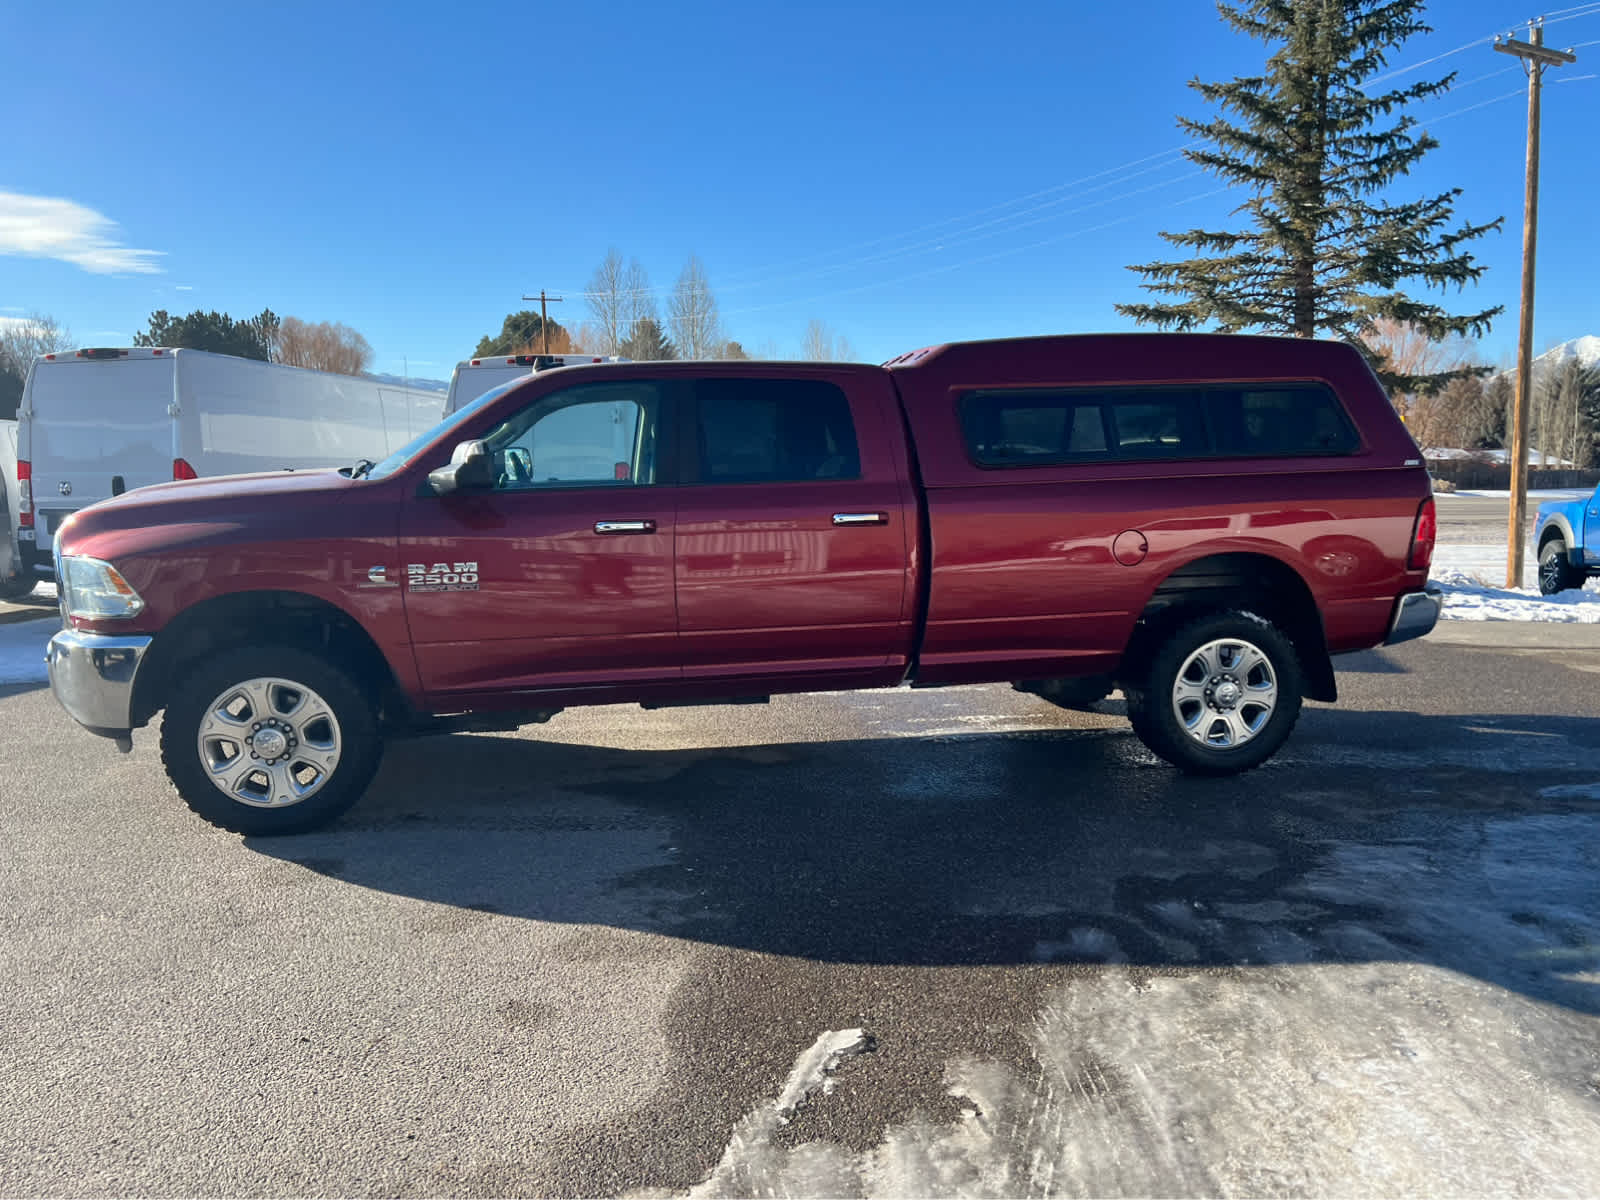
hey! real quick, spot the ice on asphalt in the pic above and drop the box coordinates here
[0,617,53,685]
[692,811,1600,1197]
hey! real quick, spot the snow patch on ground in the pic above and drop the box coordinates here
[689,1029,873,1198]
[0,618,53,684]
[689,965,1600,1198]
[1450,488,1594,500]
[1430,544,1600,622]
[686,810,1600,1197]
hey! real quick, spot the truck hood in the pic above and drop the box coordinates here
[56,469,359,559]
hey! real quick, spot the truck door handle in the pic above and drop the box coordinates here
[832,512,888,526]
[594,519,656,534]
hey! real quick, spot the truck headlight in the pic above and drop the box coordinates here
[58,556,146,620]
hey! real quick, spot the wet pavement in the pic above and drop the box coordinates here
[2,631,1598,1196]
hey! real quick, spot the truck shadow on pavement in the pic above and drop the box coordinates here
[249,707,1600,1015]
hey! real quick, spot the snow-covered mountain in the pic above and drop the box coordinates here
[1534,334,1600,372]
[365,371,448,392]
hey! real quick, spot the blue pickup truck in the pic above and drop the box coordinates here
[1535,486,1600,594]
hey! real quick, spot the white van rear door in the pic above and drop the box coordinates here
[28,357,175,550]
[444,365,530,414]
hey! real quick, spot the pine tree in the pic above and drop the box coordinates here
[474,310,572,357]
[620,317,676,361]
[1117,0,1502,394]
[133,308,279,361]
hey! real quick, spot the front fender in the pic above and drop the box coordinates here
[1535,504,1582,564]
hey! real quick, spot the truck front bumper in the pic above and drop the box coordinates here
[46,628,152,743]
[1384,583,1444,646]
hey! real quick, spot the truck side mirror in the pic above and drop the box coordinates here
[426,439,494,496]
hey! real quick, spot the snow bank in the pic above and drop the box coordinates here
[1430,544,1600,623]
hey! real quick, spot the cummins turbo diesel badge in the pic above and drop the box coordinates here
[407,562,480,592]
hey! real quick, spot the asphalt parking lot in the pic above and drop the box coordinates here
[2,614,1598,1197]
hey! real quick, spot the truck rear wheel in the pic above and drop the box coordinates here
[159,646,383,835]
[1125,610,1303,775]
[1538,538,1584,596]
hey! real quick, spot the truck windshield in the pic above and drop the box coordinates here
[361,379,524,481]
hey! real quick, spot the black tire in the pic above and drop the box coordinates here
[1538,538,1583,596]
[160,645,383,835]
[1127,609,1304,775]
[0,572,36,601]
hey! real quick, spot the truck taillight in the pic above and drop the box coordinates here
[1408,497,1436,571]
[173,457,198,481]
[16,459,32,528]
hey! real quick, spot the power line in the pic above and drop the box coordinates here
[721,186,1232,319]
[555,9,1600,323]
[549,150,1193,301]
[1369,2,1600,85]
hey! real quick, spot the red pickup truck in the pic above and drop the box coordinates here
[46,334,1440,833]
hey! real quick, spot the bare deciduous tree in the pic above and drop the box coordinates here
[1534,356,1600,468]
[586,249,628,355]
[586,250,657,356]
[272,317,374,375]
[1430,374,1500,452]
[801,319,857,363]
[622,258,656,346]
[1361,318,1476,448]
[0,311,73,370]
[0,312,74,417]
[668,255,722,360]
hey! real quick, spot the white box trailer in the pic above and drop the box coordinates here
[443,352,626,415]
[15,347,447,576]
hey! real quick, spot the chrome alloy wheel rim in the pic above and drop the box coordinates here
[1171,637,1278,749]
[196,677,342,808]
[1539,547,1565,593]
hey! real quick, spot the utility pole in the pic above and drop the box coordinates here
[1494,19,1576,587]
[520,291,564,354]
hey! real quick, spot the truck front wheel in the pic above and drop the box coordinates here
[1125,610,1304,775]
[1538,538,1584,596]
[160,646,383,835]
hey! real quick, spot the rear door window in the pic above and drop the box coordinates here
[689,379,861,484]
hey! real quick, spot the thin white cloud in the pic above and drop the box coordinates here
[175,284,193,291]
[88,329,128,339]
[0,306,22,314]
[0,190,164,275]
[0,316,40,333]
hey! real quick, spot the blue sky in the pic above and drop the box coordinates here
[3,0,1598,381]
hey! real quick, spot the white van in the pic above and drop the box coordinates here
[0,418,25,597]
[443,353,627,415]
[15,348,447,577]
